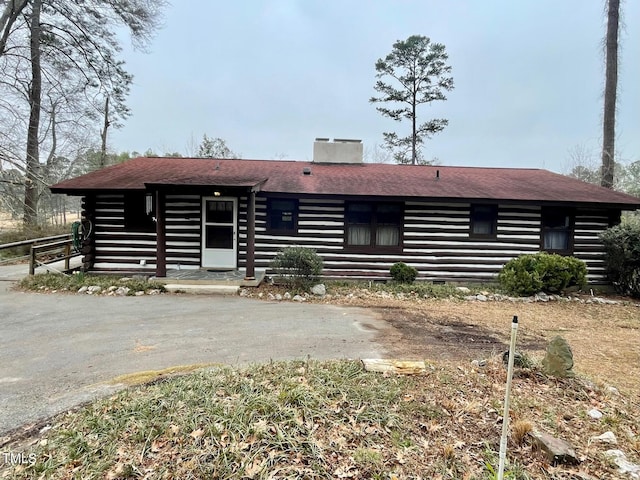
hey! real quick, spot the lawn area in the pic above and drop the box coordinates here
[2,360,639,479]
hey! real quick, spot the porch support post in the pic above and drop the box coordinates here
[155,189,166,277]
[244,189,256,280]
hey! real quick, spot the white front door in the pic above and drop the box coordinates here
[201,197,237,269]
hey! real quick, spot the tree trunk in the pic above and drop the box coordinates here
[0,0,29,57]
[23,0,42,227]
[100,95,109,168]
[411,92,417,165]
[601,0,619,189]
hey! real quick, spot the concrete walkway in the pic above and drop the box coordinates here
[0,265,386,437]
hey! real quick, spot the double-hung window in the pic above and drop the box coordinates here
[541,208,574,254]
[345,203,402,251]
[266,198,298,234]
[470,204,498,238]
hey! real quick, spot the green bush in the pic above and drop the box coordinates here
[270,247,323,289]
[390,262,418,284]
[498,253,587,296]
[600,221,640,298]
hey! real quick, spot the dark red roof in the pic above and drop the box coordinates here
[51,157,640,208]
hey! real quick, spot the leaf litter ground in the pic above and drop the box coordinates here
[2,287,640,479]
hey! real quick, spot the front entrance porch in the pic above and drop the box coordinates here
[157,268,266,288]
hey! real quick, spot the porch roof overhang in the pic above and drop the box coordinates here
[144,177,267,193]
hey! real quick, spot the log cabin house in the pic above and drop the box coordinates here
[51,139,640,284]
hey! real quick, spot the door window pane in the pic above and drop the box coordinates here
[206,201,234,223]
[205,225,233,249]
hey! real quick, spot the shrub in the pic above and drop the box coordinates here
[390,262,418,284]
[600,221,640,298]
[498,253,587,296]
[270,247,323,289]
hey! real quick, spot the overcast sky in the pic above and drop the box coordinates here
[110,1,640,173]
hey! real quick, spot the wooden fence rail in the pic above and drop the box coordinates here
[0,234,79,275]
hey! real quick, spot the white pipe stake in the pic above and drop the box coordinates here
[498,315,519,480]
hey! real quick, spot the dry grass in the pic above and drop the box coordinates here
[3,360,639,479]
[296,283,639,396]
[396,300,640,396]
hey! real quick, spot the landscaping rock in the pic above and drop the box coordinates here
[87,285,102,294]
[134,291,145,296]
[77,286,88,294]
[456,286,470,293]
[604,450,640,479]
[108,285,118,292]
[591,431,618,445]
[267,293,276,301]
[292,295,305,302]
[588,408,603,419]
[239,288,249,297]
[476,294,487,302]
[275,294,283,301]
[535,292,549,302]
[530,429,579,466]
[311,284,327,296]
[115,286,130,296]
[148,289,161,295]
[542,336,574,377]
[283,292,292,300]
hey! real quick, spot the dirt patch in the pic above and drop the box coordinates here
[373,306,548,361]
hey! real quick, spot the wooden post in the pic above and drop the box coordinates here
[244,189,256,280]
[155,190,166,277]
[29,245,36,275]
[64,242,70,270]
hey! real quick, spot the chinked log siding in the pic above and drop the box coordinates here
[89,193,612,283]
[93,194,156,273]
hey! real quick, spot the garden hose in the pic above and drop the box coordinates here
[71,220,92,252]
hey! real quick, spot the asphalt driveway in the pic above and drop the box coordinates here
[0,279,386,436]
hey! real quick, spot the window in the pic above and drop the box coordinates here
[266,198,298,233]
[124,192,155,232]
[345,202,402,251]
[470,205,497,238]
[541,208,574,254]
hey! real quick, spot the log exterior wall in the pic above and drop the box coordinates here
[88,193,613,283]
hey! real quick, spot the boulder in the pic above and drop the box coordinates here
[530,429,579,466]
[542,336,574,378]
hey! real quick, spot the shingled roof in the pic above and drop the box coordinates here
[51,157,640,209]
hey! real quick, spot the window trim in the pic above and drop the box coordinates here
[124,192,156,233]
[469,204,498,239]
[266,198,298,235]
[540,207,575,255]
[344,201,404,253]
